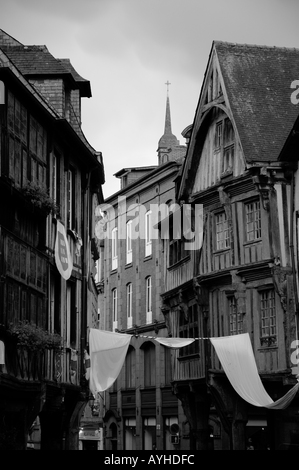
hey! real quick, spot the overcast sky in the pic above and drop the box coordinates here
[1,0,299,198]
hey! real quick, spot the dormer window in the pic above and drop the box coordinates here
[214,116,235,175]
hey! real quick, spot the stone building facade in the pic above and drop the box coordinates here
[97,92,191,450]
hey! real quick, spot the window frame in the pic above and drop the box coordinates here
[66,280,77,348]
[168,209,189,267]
[67,166,76,230]
[215,210,230,251]
[112,288,118,331]
[6,89,48,189]
[145,210,152,257]
[111,227,118,270]
[126,220,133,264]
[244,199,262,242]
[145,276,152,324]
[227,294,243,335]
[259,287,277,347]
[127,282,133,328]
[214,116,235,175]
[52,151,60,207]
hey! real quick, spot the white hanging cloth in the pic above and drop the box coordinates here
[88,328,298,409]
[155,337,195,348]
[89,328,132,394]
[210,333,299,409]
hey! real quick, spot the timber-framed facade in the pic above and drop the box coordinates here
[161,41,299,450]
[0,30,104,450]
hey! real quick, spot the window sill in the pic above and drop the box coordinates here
[258,346,278,352]
[110,269,118,275]
[168,255,190,271]
[143,255,152,262]
[125,262,133,269]
[213,248,230,255]
[243,238,262,246]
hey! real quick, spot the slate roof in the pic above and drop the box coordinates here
[215,41,299,162]
[0,45,67,75]
[0,30,91,97]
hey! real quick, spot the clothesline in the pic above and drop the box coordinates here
[88,329,299,410]
[129,333,210,341]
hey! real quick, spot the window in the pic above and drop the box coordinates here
[67,167,75,230]
[245,200,261,241]
[145,210,152,257]
[179,303,199,357]
[223,118,234,173]
[146,276,152,324]
[66,281,77,347]
[215,211,230,250]
[50,272,61,335]
[29,115,47,162]
[228,296,243,335]
[169,240,186,266]
[126,220,132,264]
[111,227,118,270]
[260,289,276,346]
[214,116,235,174]
[214,121,222,149]
[6,90,47,188]
[52,151,60,206]
[223,145,234,173]
[169,209,188,266]
[127,283,133,328]
[112,288,118,331]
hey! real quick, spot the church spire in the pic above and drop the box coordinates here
[164,81,172,135]
[157,81,181,165]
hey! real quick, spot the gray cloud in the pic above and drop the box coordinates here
[1,0,299,197]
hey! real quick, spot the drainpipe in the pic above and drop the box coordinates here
[289,171,299,341]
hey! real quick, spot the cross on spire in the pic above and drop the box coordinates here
[165,80,171,95]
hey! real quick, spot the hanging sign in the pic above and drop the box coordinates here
[55,220,73,280]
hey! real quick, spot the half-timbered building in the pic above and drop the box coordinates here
[0,30,104,450]
[161,41,299,450]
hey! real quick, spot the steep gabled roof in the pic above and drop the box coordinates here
[178,40,299,200]
[215,41,299,163]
